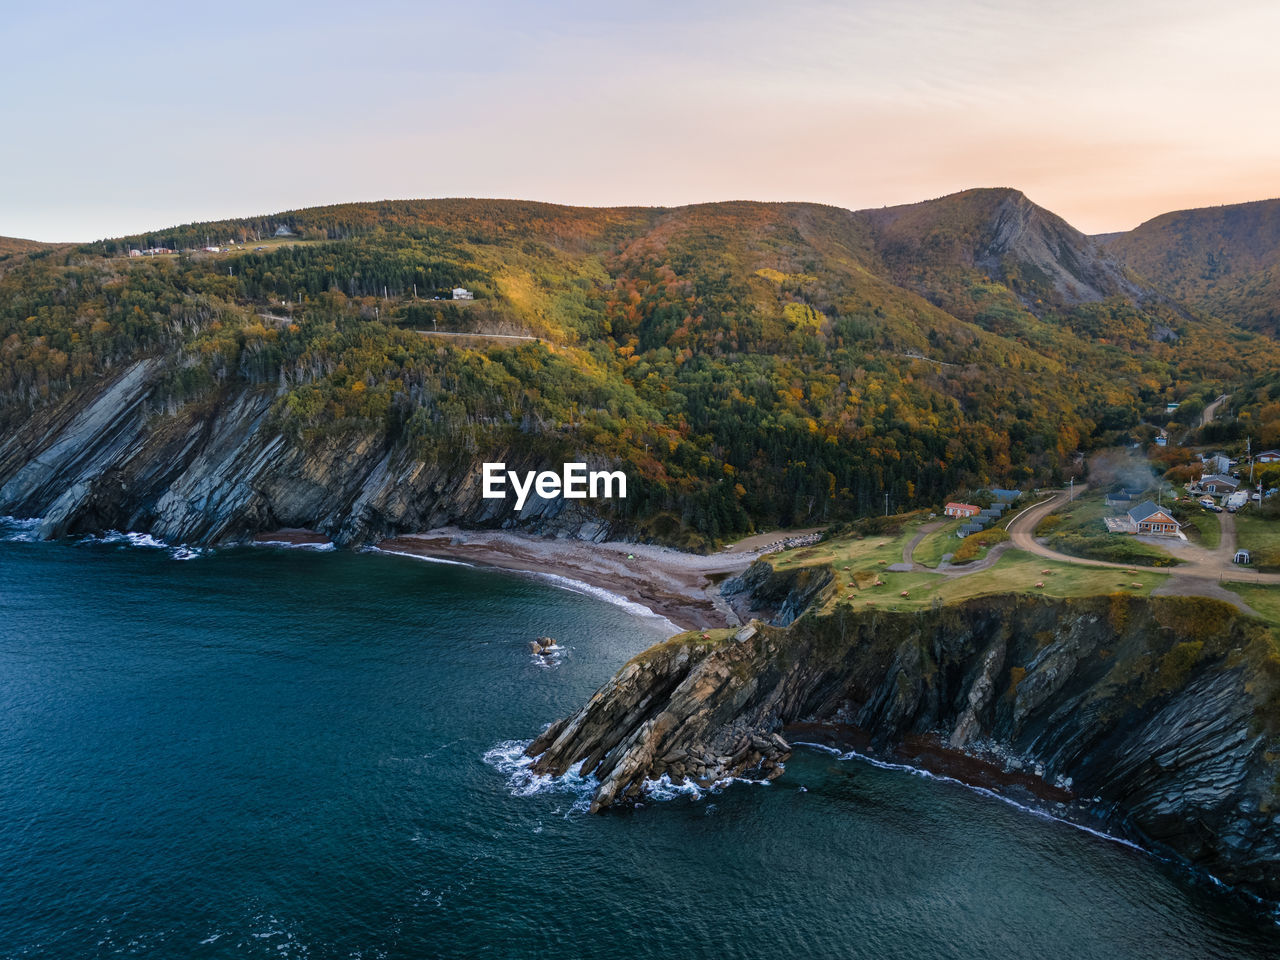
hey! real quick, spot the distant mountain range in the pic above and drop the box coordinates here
[1,188,1278,545]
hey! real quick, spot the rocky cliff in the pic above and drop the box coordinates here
[0,359,617,545]
[527,575,1280,903]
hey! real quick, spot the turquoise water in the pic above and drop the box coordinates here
[1,524,1277,959]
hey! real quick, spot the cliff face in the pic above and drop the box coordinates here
[0,359,616,545]
[527,572,1280,902]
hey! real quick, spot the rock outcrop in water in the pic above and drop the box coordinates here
[527,565,1280,902]
[0,360,616,545]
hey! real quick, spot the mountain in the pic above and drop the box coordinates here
[1104,197,1280,334]
[1,192,1276,547]
[859,187,1145,310]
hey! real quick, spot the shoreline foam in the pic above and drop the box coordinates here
[373,527,792,630]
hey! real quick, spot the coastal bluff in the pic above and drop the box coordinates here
[527,567,1280,903]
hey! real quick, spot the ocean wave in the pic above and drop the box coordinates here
[530,642,566,668]
[483,740,598,814]
[77,530,210,561]
[83,530,168,549]
[643,772,772,803]
[365,546,472,566]
[802,742,1146,854]
[791,740,843,756]
[374,547,678,630]
[488,740,771,811]
[529,571,678,630]
[0,515,43,542]
[252,539,337,552]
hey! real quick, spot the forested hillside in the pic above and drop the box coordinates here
[3,192,1278,546]
[1105,197,1280,335]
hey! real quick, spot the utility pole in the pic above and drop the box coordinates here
[1069,477,1074,501]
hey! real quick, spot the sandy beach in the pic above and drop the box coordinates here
[372,527,819,630]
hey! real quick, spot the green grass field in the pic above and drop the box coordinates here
[912,519,962,567]
[821,550,1169,615]
[1232,512,1280,568]
[1179,509,1221,549]
[1220,582,1280,625]
[769,510,1173,616]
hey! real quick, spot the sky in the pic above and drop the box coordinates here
[3,0,1278,241]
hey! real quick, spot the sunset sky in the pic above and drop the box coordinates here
[4,0,1278,241]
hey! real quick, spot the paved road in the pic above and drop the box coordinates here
[416,329,538,341]
[1201,393,1230,429]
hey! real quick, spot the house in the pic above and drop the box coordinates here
[1201,474,1239,495]
[274,225,294,237]
[990,488,1021,503]
[944,502,980,518]
[956,522,983,538]
[128,248,142,257]
[1127,501,1180,536]
[1202,453,1232,475]
[1166,402,1180,414]
[1234,549,1252,565]
[1258,450,1280,464]
[452,287,475,300]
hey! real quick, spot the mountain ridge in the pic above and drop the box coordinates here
[2,187,1279,547]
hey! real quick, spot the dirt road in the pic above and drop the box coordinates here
[1003,486,1277,614]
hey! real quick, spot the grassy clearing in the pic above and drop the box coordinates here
[1220,583,1280,626]
[770,518,921,574]
[1179,509,1221,549]
[795,510,1172,614]
[820,551,1169,615]
[913,519,962,567]
[1233,513,1280,569]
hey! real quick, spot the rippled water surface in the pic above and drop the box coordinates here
[1,525,1277,958]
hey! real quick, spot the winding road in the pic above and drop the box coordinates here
[1001,485,1280,612]
[895,485,1278,614]
[1201,393,1230,429]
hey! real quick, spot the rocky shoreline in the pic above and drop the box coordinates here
[524,561,1280,905]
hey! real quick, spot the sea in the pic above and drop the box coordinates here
[1,517,1277,959]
